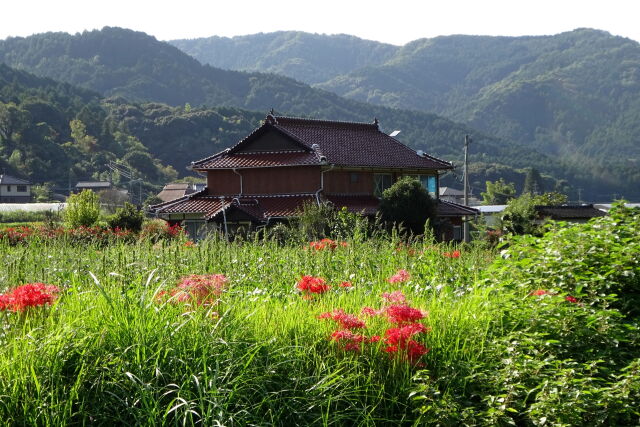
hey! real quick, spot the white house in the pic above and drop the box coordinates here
[0,174,32,203]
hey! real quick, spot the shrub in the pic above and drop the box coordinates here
[139,219,184,242]
[64,190,101,228]
[107,202,145,232]
[379,177,436,235]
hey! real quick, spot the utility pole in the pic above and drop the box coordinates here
[463,135,472,243]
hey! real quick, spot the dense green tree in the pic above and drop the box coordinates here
[379,177,436,235]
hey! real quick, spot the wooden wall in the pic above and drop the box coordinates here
[208,166,321,195]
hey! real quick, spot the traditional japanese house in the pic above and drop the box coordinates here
[151,115,477,240]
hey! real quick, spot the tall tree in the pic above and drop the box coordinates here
[523,168,544,195]
[481,178,516,205]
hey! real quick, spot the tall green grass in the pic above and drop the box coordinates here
[1,207,639,426]
[0,237,498,425]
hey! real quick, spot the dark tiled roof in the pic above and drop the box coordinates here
[192,115,452,171]
[437,200,480,217]
[535,204,606,219]
[0,174,30,185]
[325,194,380,216]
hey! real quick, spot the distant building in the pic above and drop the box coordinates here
[477,203,607,228]
[156,183,203,203]
[75,181,112,192]
[439,186,480,205]
[0,174,32,203]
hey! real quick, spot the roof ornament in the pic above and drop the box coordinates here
[266,110,277,124]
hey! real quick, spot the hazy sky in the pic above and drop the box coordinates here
[2,0,639,45]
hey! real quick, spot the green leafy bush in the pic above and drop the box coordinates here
[107,202,145,232]
[64,190,101,228]
[489,202,640,314]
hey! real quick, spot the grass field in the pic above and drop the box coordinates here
[1,206,639,425]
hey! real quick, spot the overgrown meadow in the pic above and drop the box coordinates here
[1,205,639,425]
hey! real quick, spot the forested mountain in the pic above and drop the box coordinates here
[171,31,397,85]
[0,27,636,199]
[173,29,640,200]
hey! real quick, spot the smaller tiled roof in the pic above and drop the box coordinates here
[195,151,319,169]
[76,181,111,189]
[151,192,318,221]
[535,204,606,220]
[437,200,480,217]
[0,174,30,185]
[157,183,198,203]
[325,194,380,216]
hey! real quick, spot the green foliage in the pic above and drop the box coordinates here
[64,190,101,228]
[481,178,516,205]
[379,177,436,235]
[106,202,145,232]
[500,192,541,235]
[492,202,640,314]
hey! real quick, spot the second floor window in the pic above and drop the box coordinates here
[374,174,393,197]
[17,185,27,192]
[6,185,11,192]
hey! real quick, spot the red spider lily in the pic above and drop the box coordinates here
[385,304,427,324]
[330,330,368,352]
[160,274,228,306]
[308,238,348,251]
[383,323,430,363]
[443,250,461,258]
[565,296,578,303]
[318,309,366,329]
[339,281,352,288]
[382,290,407,304]
[387,269,410,283]
[361,306,383,317]
[530,289,548,296]
[0,283,60,312]
[297,275,330,296]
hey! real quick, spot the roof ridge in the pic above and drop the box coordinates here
[275,115,378,129]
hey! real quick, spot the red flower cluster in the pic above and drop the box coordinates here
[318,309,367,330]
[0,283,60,312]
[529,289,580,304]
[395,243,417,257]
[319,290,430,364]
[157,274,228,306]
[530,289,548,296]
[297,275,331,297]
[0,225,139,245]
[443,250,461,258]
[384,323,430,362]
[381,290,407,304]
[387,269,410,283]
[308,238,348,251]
